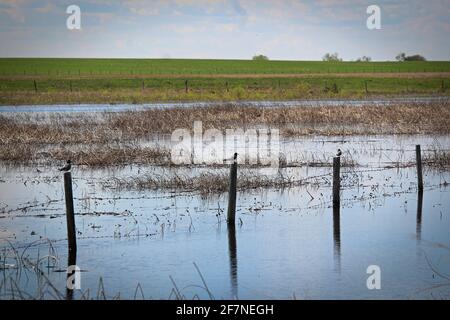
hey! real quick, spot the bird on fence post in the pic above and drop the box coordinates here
[336,149,342,157]
[59,160,72,172]
[223,153,238,164]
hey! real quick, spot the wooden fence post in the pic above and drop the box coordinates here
[333,156,341,207]
[185,80,189,93]
[416,145,423,191]
[227,153,238,225]
[34,80,38,93]
[64,172,77,253]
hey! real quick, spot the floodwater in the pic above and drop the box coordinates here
[0,95,448,113]
[1,133,449,300]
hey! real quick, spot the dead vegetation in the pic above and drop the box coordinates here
[103,171,306,195]
[423,149,450,169]
[0,143,171,167]
[0,102,449,165]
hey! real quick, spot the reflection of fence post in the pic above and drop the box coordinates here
[416,145,423,191]
[333,204,341,273]
[416,189,423,241]
[227,154,238,225]
[64,172,77,253]
[333,157,341,207]
[227,223,238,298]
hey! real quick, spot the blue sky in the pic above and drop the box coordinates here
[0,0,449,60]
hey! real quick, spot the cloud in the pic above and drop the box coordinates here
[0,0,449,60]
[0,0,27,22]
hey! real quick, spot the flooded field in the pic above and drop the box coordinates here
[1,130,449,299]
[0,96,448,113]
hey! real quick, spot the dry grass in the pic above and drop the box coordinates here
[1,103,449,143]
[0,143,171,167]
[47,145,171,167]
[423,149,450,169]
[0,102,449,165]
[105,102,450,136]
[104,171,304,195]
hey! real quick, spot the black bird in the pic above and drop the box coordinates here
[59,160,72,172]
[336,149,342,157]
[223,153,238,163]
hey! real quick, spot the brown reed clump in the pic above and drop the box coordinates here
[0,142,171,166]
[423,149,450,169]
[104,170,302,195]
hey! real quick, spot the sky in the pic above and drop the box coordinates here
[0,0,449,61]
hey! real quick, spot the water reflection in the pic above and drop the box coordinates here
[0,96,447,113]
[227,224,238,299]
[333,204,341,273]
[416,190,423,242]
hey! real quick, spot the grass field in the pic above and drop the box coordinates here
[0,58,449,105]
[1,58,450,76]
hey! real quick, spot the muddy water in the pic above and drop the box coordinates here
[0,134,449,299]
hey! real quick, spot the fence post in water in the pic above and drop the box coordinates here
[64,172,77,253]
[333,157,341,207]
[416,145,423,191]
[185,80,189,93]
[227,153,238,225]
[33,80,37,93]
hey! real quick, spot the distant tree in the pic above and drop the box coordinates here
[252,54,269,61]
[322,52,342,62]
[396,53,426,62]
[404,54,426,61]
[395,52,406,61]
[356,56,372,62]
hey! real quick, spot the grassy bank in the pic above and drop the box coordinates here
[0,76,448,105]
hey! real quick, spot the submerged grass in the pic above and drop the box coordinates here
[103,170,307,195]
[423,149,450,169]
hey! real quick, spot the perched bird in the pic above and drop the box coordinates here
[336,149,342,157]
[223,153,238,163]
[59,160,72,172]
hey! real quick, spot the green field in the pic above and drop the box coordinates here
[1,58,450,76]
[0,58,449,105]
